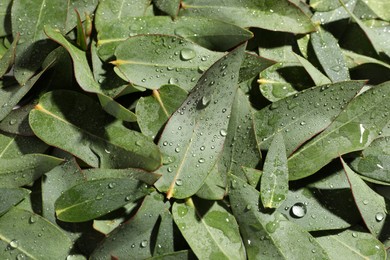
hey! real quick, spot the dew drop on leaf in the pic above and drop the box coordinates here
[220,129,227,137]
[290,202,307,218]
[29,215,36,224]
[168,77,179,84]
[175,179,183,186]
[375,212,384,222]
[9,239,19,249]
[140,240,148,248]
[201,95,211,107]
[108,182,116,189]
[180,48,196,61]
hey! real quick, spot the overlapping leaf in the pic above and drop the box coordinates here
[0,188,30,216]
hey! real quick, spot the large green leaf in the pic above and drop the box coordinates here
[172,199,245,259]
[97,16,253,60]
[29,90,161,170]
[288,81,390,180]
[229,174,330,259]
[55,177,152,222]
[0,188,30,216]
[0,154,63,188]
[179,0,315,34]
[310,27,350,82]
[0,207,72,260]
[154,44,246,199]
[112,34,224,91]
[136,85,188,139]
[315,227,386,260]
[260,133,288,209]
[91,192,167,259]
[254,81,364,156]
[342,158,388,238]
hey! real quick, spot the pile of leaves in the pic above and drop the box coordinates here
[0,0,389,259]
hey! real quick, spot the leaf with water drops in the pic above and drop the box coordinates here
[154,44,246,199]
[293,53,331,86]
[0,34,17,78]
[0,132,48,159]
[153,210,175,256]
[288,81,390,180]
[112,34,224,91]
[29,90,162,170]
[316,227,386,260]
[229,174,330,259]
[343,49,390,71]
[136,85,188,139]
[97,16,252,61]
[0,103,37,136]
[255,81,364,157]
[91,192,167,259]
[153,0,180,17]
[350,137,390,183]
[311,0,357,24]
[55,177,153,222]
[341,158,388,238]
[310,0,343,11]
[172,198,245,259]
[0,207,72,259]
[0,0,11,37]
[239,52,275,83]
[360,0,390,21]
[260,133,288,209]
[0,154,62,188]
[179,0,315,34]
[310,27,350,82]
[0,187,30,216]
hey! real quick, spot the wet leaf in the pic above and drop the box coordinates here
[179,0,315,34]
[91,192,167,259]
[229,174,330,259]
[288,81,390,180]
[97,16,252,60]
[153,0,180,17]
[0,103,37,136]
[0,187,30,216]
[343,49,390,70]
[154,44,246,199]
[311,0,357,24]
[254,81,364,156]
[0,0,11,37]
[136,85,188,139]
[0,154,63,188]
[29,90,162,170]
[342,158,388,238]
[172,198,245,259]
[55,177,152,222]
[0,132,48,159]
[294,53,331,86]
[148,250,193,259]
[260,133,288,209]
[0,34,17,78]
[0,207,72,259]
[153,210,175,256]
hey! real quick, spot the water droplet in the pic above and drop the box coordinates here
[180,48,196,61]
[300,121,306,126]
[290,202,307,218]
[16,254,26,260]
[222,108,227,113]
[220,129,227,137]
[95,194,104,200]
[9,119,16,125]
[375,212,384,222]
[163,141,168,146]
[29,215,36,224]
[198,158,205,163]
[175,179,183,186]
[140,240,148,248]
[352,232,358,238]
[9,239,19,249]
[108,182,116,189]
[167,167,173,172]
[175,147,180,153]
[168,77,179,84]
[362,199,369,205]
[201,95,211,107]
[104,149,110,154]
[200,146,205,151]
[125,196,131,201]
[245,204,252,211]
[201,56,208,61]
[265,221,279,233]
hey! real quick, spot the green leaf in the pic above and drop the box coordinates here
[341,158,387,237]
[148,250,193,260]
[29,90,162,170]
[239,52,275,83]
[0,0,11,37]
[90,192,167,259]
[0,103,37,136]
[361,0,390,21]
[97,16,253,60]
[172,198,245,259]
[288,81,390,180]
[112,34,224,91]
[154,44,246,199]
[343,49,390,70]
[311,0,357,24]
[310,27,350,82]
[136,85,188,139]
[260,133,288,209]
[229,174,330,259]
[254,81,364,156]
[153,0,180,17]
[242,167,262,187]
[0,34,17,78]
[153,210,175,256]
[315,227,386,260]
[55,177,152,222]
[0,207,72,260]
[350,137,390,183]
[0,188,30,216]
[179,0,315,34]
[97,93,137,122]
[310,0,342,11]
[0,154,63,188]
[294,53,332,86]
[0,132,48,159]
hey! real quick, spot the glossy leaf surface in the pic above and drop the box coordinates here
[29,90,161,170]
[154,44,246,199]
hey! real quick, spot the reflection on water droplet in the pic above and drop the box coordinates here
[168,77,179,84]
[9,119,16,125]
[9,239,19,249]
[175,147,180,153]
[175,179,183,186]
[201,95,211,107]
[140,240,148,248]
[108,182,116,189]
[220,129,227,137]
[290,202,307,218]
[180,48,196,61]
[375,212,384,222]
[16,253,26,260]
[125,196,131,201]
[29,215,36,224]
[200,146,205,151]
[363,199,369,205]
[352,232,358,238]
[265,221,279,233]
[198,158,205,163]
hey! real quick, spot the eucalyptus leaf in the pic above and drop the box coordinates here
[179,0,315,34]
[172,198,245,259]
[154,44,246,199]
[288,81,390,180]
[29,90,161,170]
[0,187,30,216]
[0,103,36,136]
[343,49,390,70]
[153,0,180,17]
[0,0,11,37]
[0,34,17,78]
[97,93,137,122]
[153,210,175,256]
[0,132,48,159]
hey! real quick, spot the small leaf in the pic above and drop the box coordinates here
[90,192,167,259]
[0,34,18,78]
[97,93,137,122]
[260,133,288,209]
[153,0,180,17]
[55,178,152,222]
[0,0,11,37]
[29,90,161,170]
[0,188,30,216]
[172,198,245,259]
[0,207,72,259]
[153,210,175,256]
[316,227,386,260]
[343,49,390,70]
[288,81,390,180]
[136,85,188,138]
[179,0,315,34]
[294,53,331,86]
[0,154,63,188]
[154,44,246,199]
[341,158,388,237]
[229,174,330,259]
